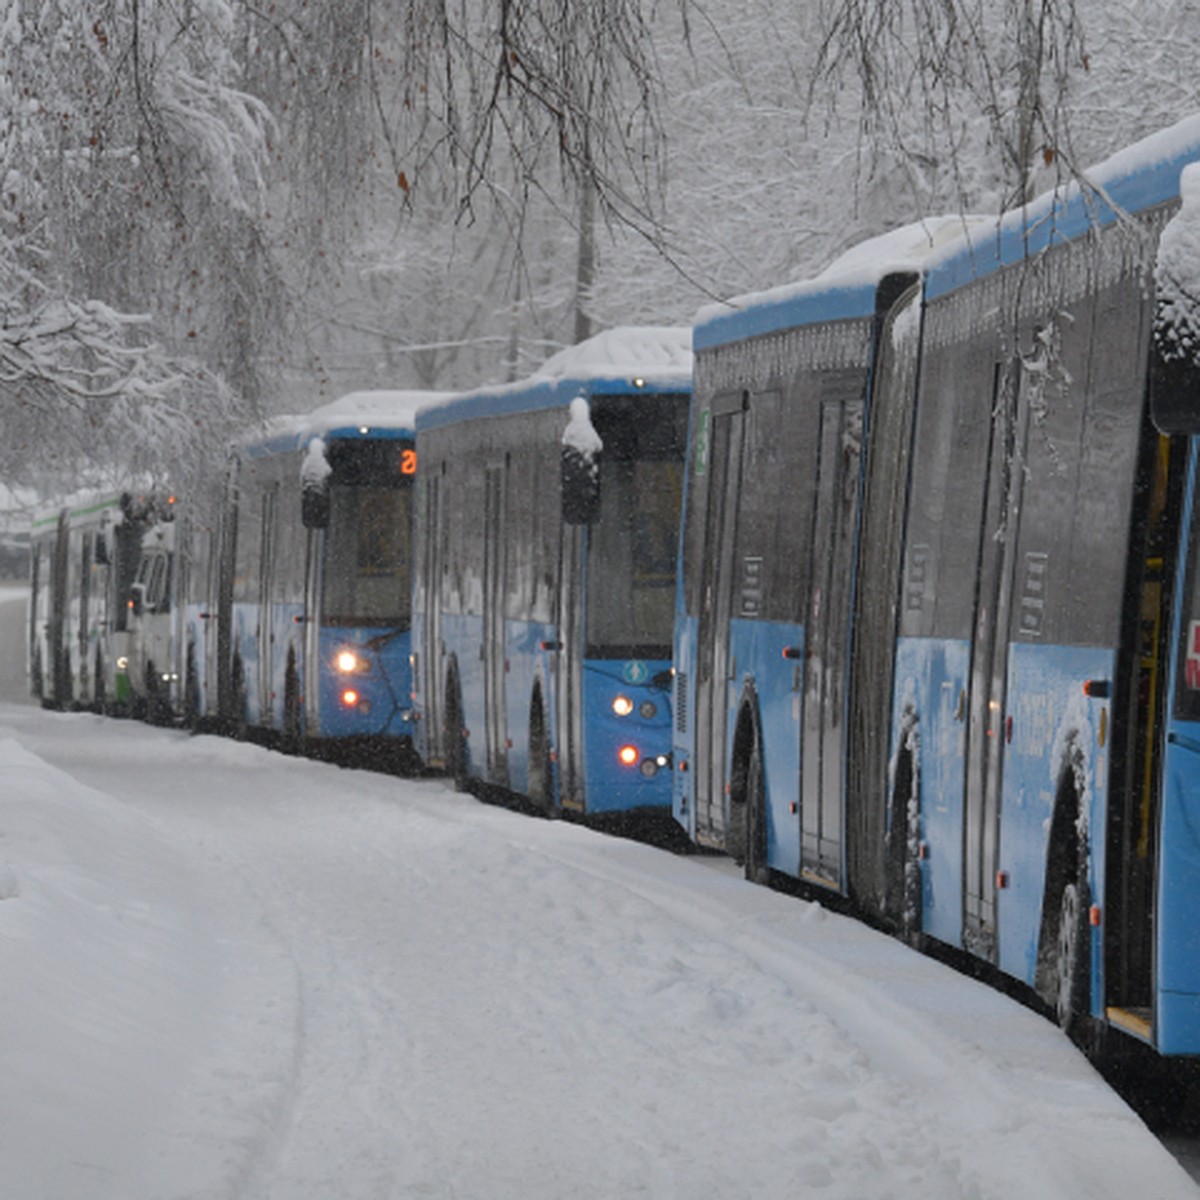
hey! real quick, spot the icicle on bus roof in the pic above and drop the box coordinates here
[695,113,1200,351]
[693,217,979,352]
[415,326,693,433]
[925,112,1200,302]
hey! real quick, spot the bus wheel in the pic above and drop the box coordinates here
[744,739,769,885]
[183,645,200,729]
[282,653,302,753]
[94,647,107,714]
[886,742,922,940]
[144,662,169,726]
[230,655,249,739]
[528,695,555,818]
[1054,877,1090,1032]
[444,674,469,792]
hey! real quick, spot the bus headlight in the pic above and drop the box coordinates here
[618,744,639,767]
[612,695,634,717]
[639,700,658,719]
[336,650,360,674]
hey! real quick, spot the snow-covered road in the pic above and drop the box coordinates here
[2,586,1197,1199]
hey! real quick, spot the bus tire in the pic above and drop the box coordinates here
[1054,875,1090,1033]
[444,670,469,792]
[230,655,248,739]
[744,738,769,885]
[183,644,200,729]
[282,651,302,753]
[887,741,922,940]
[528,691,555,817]
[144,662,169,726]
[94,647,107,714]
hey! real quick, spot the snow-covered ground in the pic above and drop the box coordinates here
[1,583,1197,1200]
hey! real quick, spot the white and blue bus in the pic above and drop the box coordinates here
[673,115,1200,1057]
[215,391,446,765]
[30,487,187,718]
[412,328,691,824]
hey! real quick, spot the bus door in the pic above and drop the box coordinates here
[483,462,509,785]
[1106,430,1185,1038]
[419,472,445,762]
[694,393,748,847]
[800,389,864,888]
[962,363,1028,958]
[556,522,586,810]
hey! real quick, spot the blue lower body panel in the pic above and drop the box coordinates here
[582,657,673,815]
[316,625,414,741]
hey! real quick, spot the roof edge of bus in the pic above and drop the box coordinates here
[415,326,693,433]
[240,390,452,456]
[925,112,1200,302]
[31,485,164,528]
[692,216,977,352]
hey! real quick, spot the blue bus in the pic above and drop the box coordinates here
[215,391,446,764]
[412,328,691,823]
[674,115,1200,1056]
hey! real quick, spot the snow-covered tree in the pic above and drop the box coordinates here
[1,0,275,491]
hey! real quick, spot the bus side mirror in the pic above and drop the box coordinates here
[1151,335,1200,433]
[302,485,330,530]
[301,436,332,528]
[1153,171,1200,433]
[561,446,600,525]
[128,582,146,619]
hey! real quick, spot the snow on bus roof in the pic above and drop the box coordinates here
[694,216,975,352]
[416,326,692,432]
[926,111,1200,300]
[533,325,692,382]
[246,390,452,455]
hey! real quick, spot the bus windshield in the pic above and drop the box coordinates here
[322,441,414,626]
[586,396,688,659]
